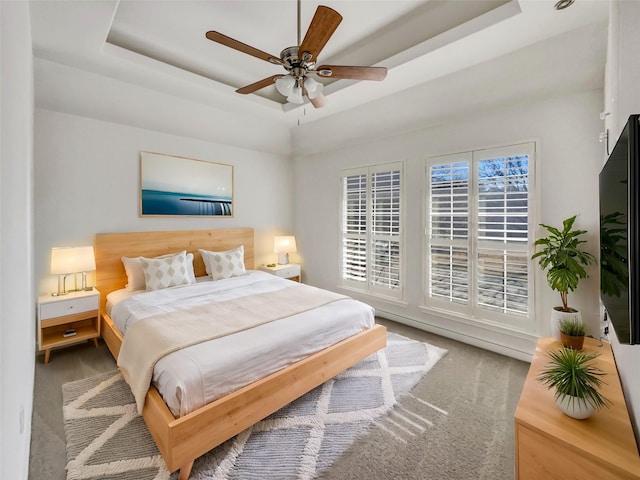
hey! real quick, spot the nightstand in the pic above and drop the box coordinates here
[37,288,100,364]
[258,263,301,282]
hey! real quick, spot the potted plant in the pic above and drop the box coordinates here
[531,215,596,340]
[537,347,610,419]
[558,317,586,350]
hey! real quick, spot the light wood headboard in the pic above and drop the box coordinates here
[94,228,254,312]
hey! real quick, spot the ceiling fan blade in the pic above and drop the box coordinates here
[298,6,342,63]
[316,65,387,81]
[236,75,284,95]
[308,93,326,109]
[206,31,282,65]
[302,84,326,108]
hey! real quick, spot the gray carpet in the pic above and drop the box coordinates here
[62,332,447,480]
[318,328,529,480]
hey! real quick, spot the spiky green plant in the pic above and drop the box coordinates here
[531,215,596,312]
[558,317,586,337]
[537,348,610,411]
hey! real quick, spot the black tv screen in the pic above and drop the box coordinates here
[599,114,640,344]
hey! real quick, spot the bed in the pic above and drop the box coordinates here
[94,228,387,479]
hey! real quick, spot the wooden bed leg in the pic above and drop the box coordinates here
[178,461,194,480]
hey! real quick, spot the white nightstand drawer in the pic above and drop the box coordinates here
[39,295,99,320]
[275,265,300,279]
[258,263,301,281]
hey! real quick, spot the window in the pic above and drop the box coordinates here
[341,163,403,299]
[425,143,534,328]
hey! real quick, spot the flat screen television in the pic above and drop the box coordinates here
[599,114,640,344]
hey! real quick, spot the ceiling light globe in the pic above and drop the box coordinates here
[275,75,295,96]
[287,86,304,104]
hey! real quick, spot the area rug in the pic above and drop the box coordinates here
[62,332,447,480]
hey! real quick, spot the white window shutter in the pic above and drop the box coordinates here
[342,173,367,284]
[476,154,530,315]
[370,169,401,290]
[427,159,470,304]
[426,144,534,328]
[341,163,403,299]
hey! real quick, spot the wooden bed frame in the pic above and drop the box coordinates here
[94,228,387,479]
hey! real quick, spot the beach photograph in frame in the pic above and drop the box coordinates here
[140,152,233,217]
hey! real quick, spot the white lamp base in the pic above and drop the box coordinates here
[53,274,69,296]
[278,252,289,265]
[80,271,93,291]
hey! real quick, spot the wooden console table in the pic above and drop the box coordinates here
[514,336,640,479]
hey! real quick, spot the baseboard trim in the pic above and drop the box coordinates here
[376,309,536,362]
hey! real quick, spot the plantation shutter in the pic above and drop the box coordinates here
[475,153,529,315]
[342,172,368,284]
[341,163,403,299]
[425,143,534,328]
[370,167,401,291]
[427,158,470,305]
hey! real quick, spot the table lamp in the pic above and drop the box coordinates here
[50,246,96,296]
[274,236,297,265]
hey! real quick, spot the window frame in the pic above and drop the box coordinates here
[340,162,404,300]
[423,143,536,331]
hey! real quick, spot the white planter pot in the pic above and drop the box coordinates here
[555,394,595,420]
[550,307,581,341]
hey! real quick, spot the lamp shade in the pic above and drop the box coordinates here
[275,75,295,96]
[274,236,297,254]
[287,86,304,104]
[50,246,96,275]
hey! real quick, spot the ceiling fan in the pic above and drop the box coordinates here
[205,2,387,108]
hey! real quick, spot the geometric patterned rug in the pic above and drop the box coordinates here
[63,332,447,480]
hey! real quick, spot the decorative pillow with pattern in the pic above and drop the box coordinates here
[122,252,196,290]
[199,245,246,281]
[140,251,193,291]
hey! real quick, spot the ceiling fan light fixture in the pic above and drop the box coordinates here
[287,85,304,104]
[304,77,324,99]
[275,75,296,96]
[205,4,387,109]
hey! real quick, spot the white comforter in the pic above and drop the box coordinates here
[109,271,375,416]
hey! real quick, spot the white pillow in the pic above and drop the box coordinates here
[140,250,193,291]
[199,245,246,281]
[122,251,195,290]
[121,256,147,291]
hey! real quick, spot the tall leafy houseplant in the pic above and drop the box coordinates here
[532,215,596,312]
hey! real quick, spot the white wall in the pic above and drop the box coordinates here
[35,58,292,158]
[0,2,35,479]
[294,89,603,360]
[604,0,640,442]
[34,109,294,295]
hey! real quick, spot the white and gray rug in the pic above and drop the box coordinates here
[62,332,447,480]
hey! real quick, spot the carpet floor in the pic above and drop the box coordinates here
[319,322,529,480]
[29,319,529,480]
[61,332,447,480]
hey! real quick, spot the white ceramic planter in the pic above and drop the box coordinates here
[555,394,595,419]
[550,307,582,341]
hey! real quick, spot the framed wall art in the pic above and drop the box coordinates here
[140,151,233,217]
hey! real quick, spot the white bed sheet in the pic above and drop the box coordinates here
[108,271,375,417]
[105,275,212,316]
